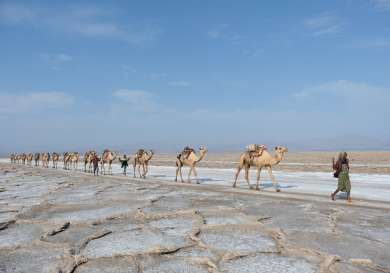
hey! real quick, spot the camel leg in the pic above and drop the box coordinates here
[267,166,280,192]
[255,167,262,190]
[233,165,242,188]
[133,161,137,178]
[244,166,253,189]
[142,165,146,178]
[175,166,179,182]
[192,167,199,184]
[143,164,149,178]
[179,166,184,183]
[137,164,142,178]
[188,167,193,183]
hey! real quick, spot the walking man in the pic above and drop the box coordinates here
[92,154,100,176]
[119,154,130,175]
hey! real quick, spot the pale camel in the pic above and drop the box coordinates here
[16,154,22,164]
[10,154,16,164]
[69,152,80,170]
[84,150,96,173]
[26,153,33,166]
[52,152,60,169]
[63,152,78,170]
[175,146,208,183]
[41,153,50,168]
[233,146,288,191]
[133,149,154,178]
[34,153,40,166]
[101,149,117,175]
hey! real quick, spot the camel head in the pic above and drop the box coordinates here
[199,146,208,155]
[274,146,288,154]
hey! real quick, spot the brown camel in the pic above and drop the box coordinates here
[52,152,60,169]
[63,152,70,169]
[84,150,96,172]
[233,146,288,191]
[26,153,33,166]
[175,146,208,183]
[41,153,50,168]
[101,149,117,175]
[20,153,27,164]
[133,149,154,178]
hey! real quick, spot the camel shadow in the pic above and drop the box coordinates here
[194,178,219,183]
[151,175,168,178]
[260,182,296,189]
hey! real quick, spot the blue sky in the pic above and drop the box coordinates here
[1,0,390,153]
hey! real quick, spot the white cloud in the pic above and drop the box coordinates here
[168,81,190,87]
[293,80,388,98]
[303,13,344,36]
[40,53,73,70]
[371,0,390,9]
[243,48,264,57]
[145,73,167,80]
[0,3,35,24]
[0,92,74,114]
[122,65,136,79]
[0,3,162,44]
[207,23,230,39]
[352,37,390,48]
[113,89,157,112]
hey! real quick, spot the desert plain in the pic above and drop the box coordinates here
[0,151,389,273]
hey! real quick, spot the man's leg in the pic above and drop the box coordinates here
[346,191,351,202]
[331,189,339,200]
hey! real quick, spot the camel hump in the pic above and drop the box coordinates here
[246,144,258,152]
[182,146,195,153]
[136,149,145,157]
[246,144,266,152]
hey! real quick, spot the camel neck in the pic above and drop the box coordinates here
[271,152,284,165]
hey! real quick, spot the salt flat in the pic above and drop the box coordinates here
[0,162,390,273]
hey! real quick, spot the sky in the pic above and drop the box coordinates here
[0,0,390,154]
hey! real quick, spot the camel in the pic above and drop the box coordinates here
[26,153,33,166]
[63,152,79,170]
[20,153,27,164]
[34,153,40,166]
[175,146,208,183]
[52,152,60,169]
[233,146,288,192]
[84,150,96,173]
[63,152,70,169]
[70,152,80,170]
[10,154,15,164]
[133,149,154,178]
[100,149,117,175]
[15,154,21,164]
[41,153,50,168]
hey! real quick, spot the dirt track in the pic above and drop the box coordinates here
[1,163,390,273]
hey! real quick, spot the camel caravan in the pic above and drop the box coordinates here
[9,143,288,192]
